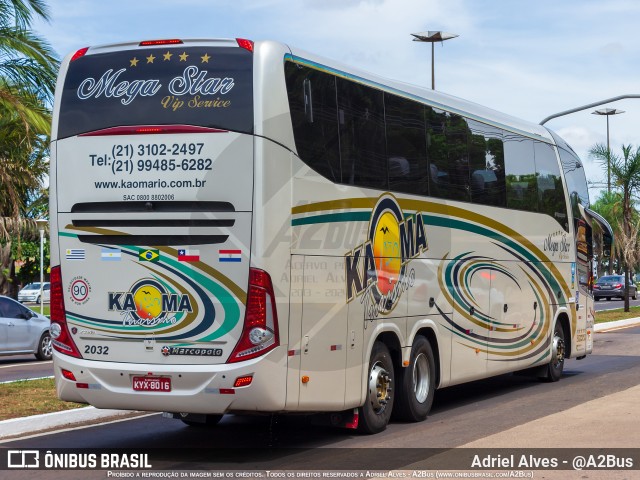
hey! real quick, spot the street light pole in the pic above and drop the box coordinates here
[35,219,47,315]
[592,108,625,194]
[411,31,458,90]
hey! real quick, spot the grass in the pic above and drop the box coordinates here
[26,304,49,317]
[0,378,85,421]
[595,305,640,323]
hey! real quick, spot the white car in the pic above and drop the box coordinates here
[0,295,52,360]
[17,282,50,303]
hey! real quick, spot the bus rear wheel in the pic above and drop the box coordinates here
[394,336,435,422]
[358,341,394,434]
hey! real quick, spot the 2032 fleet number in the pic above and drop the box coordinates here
[84,345,109,355]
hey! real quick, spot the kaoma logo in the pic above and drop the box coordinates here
[108,278,193,327]
[345,194,428,318]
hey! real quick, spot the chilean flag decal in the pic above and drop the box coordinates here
[178,249,200,262]
[219,249,242,262]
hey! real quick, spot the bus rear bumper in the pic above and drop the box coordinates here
[53,348,287,414]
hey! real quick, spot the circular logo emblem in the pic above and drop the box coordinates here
[129,279,168,323]
[367,195,406,312]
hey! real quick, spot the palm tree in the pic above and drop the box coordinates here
[590,144,640,312]
[0,0,57,130]
[590,190,623,277]
[0,0,58,295]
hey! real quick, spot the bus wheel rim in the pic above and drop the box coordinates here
[412,352,430,403]
[552,334,565,367]
[368,362,391,413]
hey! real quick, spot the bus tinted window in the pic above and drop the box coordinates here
[504,134,538,212]
[337,78,387,189]
[427,111,471,202]
[284,62,341,182]
[58,47,253,138]
[468,120,506,207]
[534,141,568,230]
[551,131,590,220]
[384,93,428,196]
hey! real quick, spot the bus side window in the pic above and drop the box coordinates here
[384,93,428,196]
[504,135,538,213]
[468,120,506,207]
[534,141,568,229]
[285,62,341,183]
[336,78,387,190]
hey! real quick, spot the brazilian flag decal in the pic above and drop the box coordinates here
[139,249,160,262]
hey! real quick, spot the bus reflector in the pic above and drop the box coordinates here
[50,266,83,358]
[233,375,253,388]
[139,39,183,46]
[70,47,89,62]
[79,125,228,136]
[344,409,359,429]
[236,38,254,52]
[227,268,279,363]
[61,369,76,381]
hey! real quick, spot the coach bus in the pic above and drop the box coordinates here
[49,38,612,434]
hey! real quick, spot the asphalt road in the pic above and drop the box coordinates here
[594,296,640,311]
[0,355,52,382]
[3,325,640,477]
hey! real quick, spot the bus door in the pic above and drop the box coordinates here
[575,218,593,355]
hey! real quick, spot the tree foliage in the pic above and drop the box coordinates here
[0,0,58,295]
[590,143,640,311]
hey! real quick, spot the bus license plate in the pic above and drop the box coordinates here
[132,376,171,392]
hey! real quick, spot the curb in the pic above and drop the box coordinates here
[594,317,640,332]
[0,319,638,442]
[0,407,149,442]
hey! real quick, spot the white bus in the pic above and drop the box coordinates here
[49,38,612,434]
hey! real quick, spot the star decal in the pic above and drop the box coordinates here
[130,57,139,67]
[146,54,156,64]
[163,51,173,61]
[179,51,189,61]
[201,53,211,63]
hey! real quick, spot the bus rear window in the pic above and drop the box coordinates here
[57,46,253,139]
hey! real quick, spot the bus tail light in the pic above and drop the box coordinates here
[70,47,89,62]
[50,266,83,358]
[227,268,279,363]
[139,39,183,46]
[236,38,254,52]
[79,125,227,137]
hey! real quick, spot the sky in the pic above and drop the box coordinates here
[32,0,640,203]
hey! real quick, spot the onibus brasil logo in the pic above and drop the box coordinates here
[345,194,428,318]
[108,278,193,327]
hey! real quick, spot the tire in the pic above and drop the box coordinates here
[545,322,565,382]
[394,336,435,422]
[36,295,41,304]
[606,297,611,301]
[180,414,223,427]
[594,297,600,302]
[633,290,637,300]
[358,341,395,434]
[35,332,52,361]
